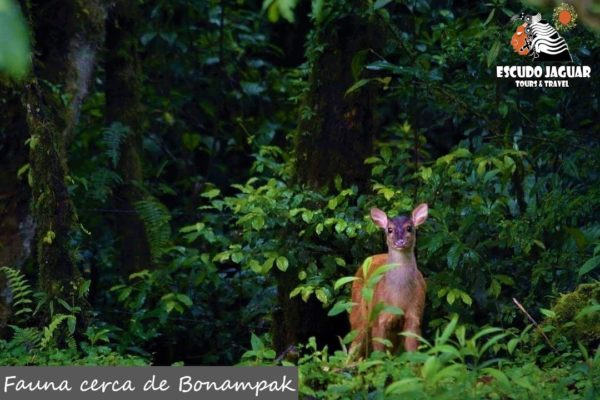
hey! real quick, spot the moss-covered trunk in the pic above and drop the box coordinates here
[105,0,152,275]
[274,3,382,352]
[22,0,105,305]
[25,84,82,299]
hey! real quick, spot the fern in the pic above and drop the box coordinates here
[102,122,130,167]
[41,314,69,349]
[135,198,172,261]
[88,167,123,202]
[8,325,42,350]
[1,266,33,322]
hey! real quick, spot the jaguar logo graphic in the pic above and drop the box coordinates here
[509,9,574,62]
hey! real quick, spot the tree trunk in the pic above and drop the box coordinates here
[274,3,382,352]
[105,0,152,275]
[294,6,380,189]
[23,0,104,306]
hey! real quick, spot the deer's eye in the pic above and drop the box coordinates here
[387,227,393,234]
[406,226,413,233]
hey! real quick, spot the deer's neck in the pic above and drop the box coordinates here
[387,249,417,270]
[385,249,418,288]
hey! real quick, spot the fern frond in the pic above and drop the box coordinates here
[1,266,34,322]
[88,168,123,202]
[41,314,69,349]
[102,122,131,167]
[9,325,42,350]
[134,198,172,261]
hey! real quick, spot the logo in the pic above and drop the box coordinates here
[496,3,591,88]
[509,12,572,62]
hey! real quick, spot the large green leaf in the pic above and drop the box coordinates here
[0,0,30,79]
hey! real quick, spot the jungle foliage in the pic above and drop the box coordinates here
[0,0,599,398]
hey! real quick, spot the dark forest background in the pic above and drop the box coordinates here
[0,0,599,397]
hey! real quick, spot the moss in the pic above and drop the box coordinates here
[547,282,600,347]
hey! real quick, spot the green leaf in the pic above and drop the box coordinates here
[460,292,472,306]
[385,378,423,395]
[315,288,329,304]
[289,287,302,299]
[361,256,373,278]
[0,0,30,79]
[301,210,314,223]
[438,315,458,343]
[579,255,600,276]
[276,256,289,271]
[487,40,501,68]
[380,146,392,163]
[565,228,586,251]
[67,315,76,335]
[140,32,156,46]
[371,164,386,176]
[364,156,381,165]
[263,0,298,23]
[345,79,373,96]
[472,326,503,342]
[446,291,456,305]
[300,287,313,302]
[539,308,556,318]
[421,356,441,381]
[334,276,359,290]
[447,244,461,269]
[421,167,432,181]
[328,301,354,316]
[483,8,496,26]
[382,305,404,316]
[315,223,324,235]
[366,60,403,74]
[201,188,221,199]
[351,50,368,81]
[328,198,338,210]
[248,260,262,273]
[575,304,600,320]
[176,294,193,307]
[311,0,324,23]
[250,333,264,351]
[374,0,393,10]
[262,257,276,273]
[332,258,344,268]
[362,286,374,303]
[335,219,347,234]
[428,364,464,386]
[182,133,201,151]
[498,103,508,118]
[507,338,519,354]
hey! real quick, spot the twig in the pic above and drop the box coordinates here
[512,297,556,351]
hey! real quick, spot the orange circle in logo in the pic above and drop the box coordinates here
[558,10,572,25]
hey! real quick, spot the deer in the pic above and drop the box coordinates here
[349,203,429,357]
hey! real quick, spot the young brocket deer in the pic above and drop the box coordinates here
[349,203,429,356]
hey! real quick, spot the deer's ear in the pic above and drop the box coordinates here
[412,203,429,227]
[370,208,388,229]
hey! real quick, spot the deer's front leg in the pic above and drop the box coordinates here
[403,315,421,351]
[371,313,399,352]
